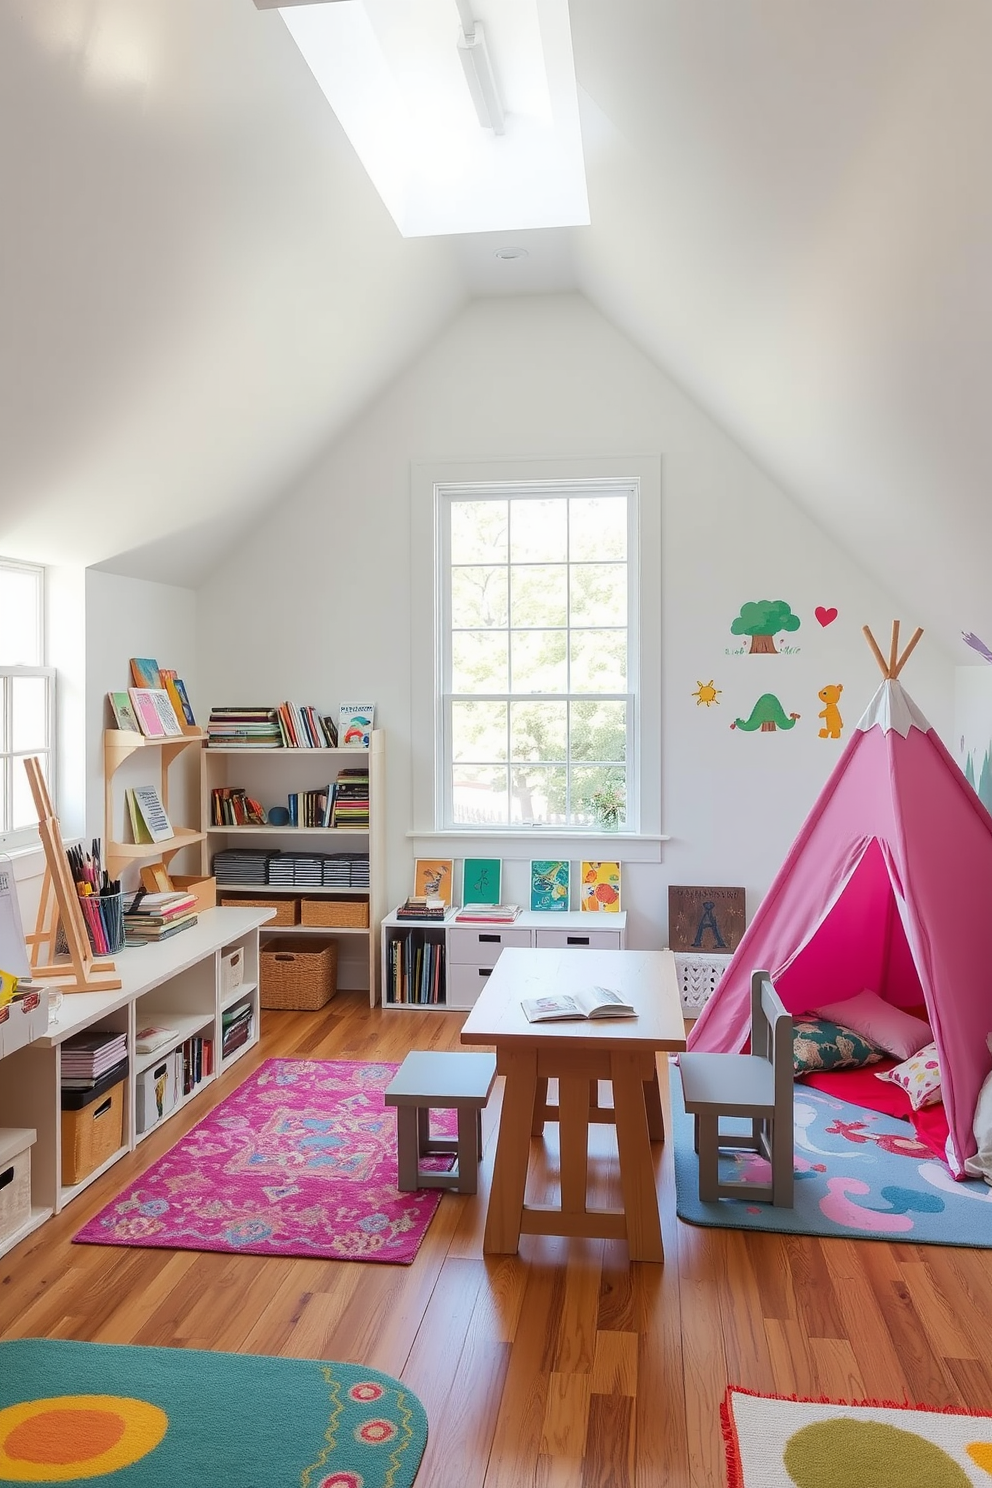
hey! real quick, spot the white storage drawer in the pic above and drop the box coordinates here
[446,963,495,1009]
[533,927,624,950]
[447,926,532,967]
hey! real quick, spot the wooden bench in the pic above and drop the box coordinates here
[384,1050,497,1194]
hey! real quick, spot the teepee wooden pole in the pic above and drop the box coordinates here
[894,626,924,678]
[862,625,889,677]
[888,620,901,677]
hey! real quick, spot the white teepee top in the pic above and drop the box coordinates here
[856,677,933,738]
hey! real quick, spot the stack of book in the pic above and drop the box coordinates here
[210,787,266,826]
[268,853,324,887]
[124,890,198,942]
[395,895,447,921]
[207,707,283,749]
[331,766,369,828]
[60,1029,128,1090]
[276,703,338,750]
[222,999,253,1058]
[212,849,275,885]
[323,852,369,887]
[454,903,522,923]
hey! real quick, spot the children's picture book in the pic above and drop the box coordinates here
[580,860,622,912]
[463,857,501,905]
[414,858,453,905]
[148,689,183,736]
[668,885,746,953]
[128,688,166,738]
[108,691,141,733]
[164,676,196,728]
[126,786,173,844]
[530,860,570,912]
[339,701,375,748]
[521,985,636,1022]
[129,658,162,688]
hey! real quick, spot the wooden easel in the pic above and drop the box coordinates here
[863,619,924,679]
[23,756,121,992]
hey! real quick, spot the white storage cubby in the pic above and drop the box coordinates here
[0,906,270,1257]
[381,909,627,1012]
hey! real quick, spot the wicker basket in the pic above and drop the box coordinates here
[261,936,338,1010]
[300,897,369,929]
[675,951,733,1015]
[221,895,299,927]
[60,1079,125,1186]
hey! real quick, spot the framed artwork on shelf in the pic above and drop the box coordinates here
[463,857,501,905]
[580,861,621,913]
[668,885,745,953]
[530,860,570,912]
[414,858,453,905]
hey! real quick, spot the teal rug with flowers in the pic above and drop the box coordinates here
[0,1338,427,1487]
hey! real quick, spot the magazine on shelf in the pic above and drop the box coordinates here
[338,701,375,748]
[520,986,636,1022]
[455,903,521,923]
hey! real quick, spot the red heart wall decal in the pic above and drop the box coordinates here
[815,606,838,627]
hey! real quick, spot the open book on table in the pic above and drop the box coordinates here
[521,985,636,1022]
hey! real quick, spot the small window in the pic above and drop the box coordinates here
[437,481,636,832]
[0,561,55,849]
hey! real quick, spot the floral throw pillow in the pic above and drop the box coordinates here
[792,1017,886,1076]
[875,1042,943,1110]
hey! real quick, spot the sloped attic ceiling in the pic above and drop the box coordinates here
[3,2,989,658]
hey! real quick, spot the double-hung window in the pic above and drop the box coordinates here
[0,560,55,850]
[437,480,637,832]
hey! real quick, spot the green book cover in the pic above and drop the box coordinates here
[463,857,500,905]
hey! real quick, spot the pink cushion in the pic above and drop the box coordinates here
[876,1043,943,1110]
[812,988,932,1061]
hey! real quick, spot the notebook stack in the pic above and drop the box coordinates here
[268,853,324,888]
[60,1029,128,1091]
[207,706,283,749]
[331,766,370,828]
[395,895,448,921]
[322,852,369,887]
[124,890,199,941]
[212,849,275,886]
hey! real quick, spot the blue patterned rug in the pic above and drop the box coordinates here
[672,1063,992,1245]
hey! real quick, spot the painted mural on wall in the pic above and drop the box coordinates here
[691,680,721,707]
[814,605,838,626]
[730,694,801,732]
[817,684,844,739]
[729,599,801,654]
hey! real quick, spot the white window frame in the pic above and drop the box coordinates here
[410,457,663,861]
[0,560,56,854]
[437,479,638,833]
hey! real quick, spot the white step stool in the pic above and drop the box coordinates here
[384,1051,497,1194]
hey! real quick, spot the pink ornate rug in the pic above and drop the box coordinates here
[73,1059,455,1264]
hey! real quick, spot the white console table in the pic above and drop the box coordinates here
[0,905,273,1258]
[382,909,627,1011]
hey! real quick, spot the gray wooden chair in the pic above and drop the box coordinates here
[678,970,794,1206]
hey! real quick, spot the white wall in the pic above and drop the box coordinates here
[196,294,955,969]
[84,571,199,883]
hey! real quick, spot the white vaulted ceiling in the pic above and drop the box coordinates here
[2,1,989,653]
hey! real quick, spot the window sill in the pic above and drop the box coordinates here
[409,829,669,863]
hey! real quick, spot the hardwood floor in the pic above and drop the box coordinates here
[2,989,989,1486]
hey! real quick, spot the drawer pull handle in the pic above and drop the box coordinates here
[479,934,501,943]
[566,936,590,945]
[0,1166,12,1192]
[478,967,491,978]
[93,1097,113,1120]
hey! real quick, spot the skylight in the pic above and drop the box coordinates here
[263,0,590,238]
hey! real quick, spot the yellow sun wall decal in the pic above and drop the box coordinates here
[692,680,721,707]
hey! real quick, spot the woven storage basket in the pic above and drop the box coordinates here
[60,1079,125,1186]
[0,1129,34,1243]
[675,951,733,1015]
[300,897,369,929]
[261,936,338,1010]
[221,895,299,926]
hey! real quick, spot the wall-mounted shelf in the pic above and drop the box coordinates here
[104,730,207,880]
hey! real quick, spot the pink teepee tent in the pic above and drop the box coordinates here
[687,625,992,1176]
